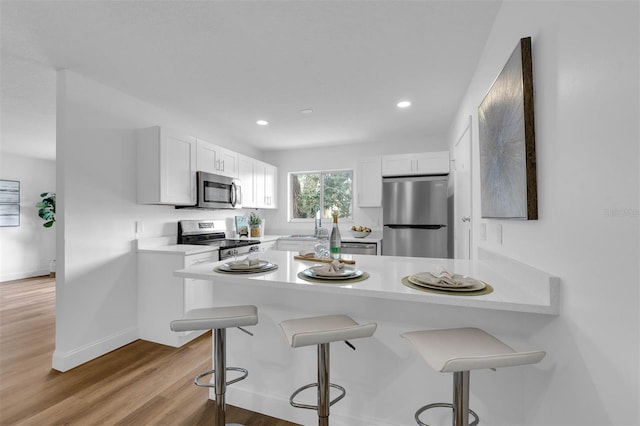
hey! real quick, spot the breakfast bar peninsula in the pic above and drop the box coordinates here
[174,249,559,425]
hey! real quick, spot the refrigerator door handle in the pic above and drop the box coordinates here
[386,224,446,230]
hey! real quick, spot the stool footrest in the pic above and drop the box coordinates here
[194,367,248,388]
[415,402,479,426]
[289,382,346,411]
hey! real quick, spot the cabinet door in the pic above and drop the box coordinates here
[238,154,256,208]
[263,163,277,208]
[381,154,414,176]
[196,139,218,174]
[184,252,218,313]
[415,151,450,174]
[254,161,277,209]
[259,240,276,252]
[161,129,197,205]
[217,147,238,178]
[357,156,382,207]
[196,139,238,178]
[276,239,304,251]
[254,161,267,208]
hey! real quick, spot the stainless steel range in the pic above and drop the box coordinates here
[178,220,260,260]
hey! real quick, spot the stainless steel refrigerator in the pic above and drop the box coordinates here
[382,175,448,258]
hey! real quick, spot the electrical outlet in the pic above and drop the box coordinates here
[136,220,144,235]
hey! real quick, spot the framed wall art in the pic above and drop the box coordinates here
[0,180,20,227]
[478,36,538,220]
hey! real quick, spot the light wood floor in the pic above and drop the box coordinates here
[0,276,298,425]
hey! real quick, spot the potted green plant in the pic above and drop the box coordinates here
[249,212,262,237]
[36,192,56,276]
[36,192,56,228]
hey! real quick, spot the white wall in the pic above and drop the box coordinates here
[448,2,639,425]
[0,153,56,281]
[53,70,258,371]
[262,137,448,235]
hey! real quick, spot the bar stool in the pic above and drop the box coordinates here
[170,305,258,426]
[401,327,545,426]
[279,314,377,426]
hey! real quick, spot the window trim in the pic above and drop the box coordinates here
[288,168,354,223]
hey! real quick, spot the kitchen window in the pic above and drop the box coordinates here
[289,170,353,220]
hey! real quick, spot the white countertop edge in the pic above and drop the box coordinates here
[174,251,560,315]
[173,269,558,315]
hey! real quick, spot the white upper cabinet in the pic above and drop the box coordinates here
[238,154,256,208]
[254,160,277,209]
[356,156,382,207]
[137,126,197,205]
[196,138,238,178]
[238,156,277,209]
[381,151,450,176]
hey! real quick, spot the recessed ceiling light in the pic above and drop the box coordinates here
[397,101,411,108]
[256,120,269,126]
[300,108,313,114]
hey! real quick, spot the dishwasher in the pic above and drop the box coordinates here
[340,242,377,255]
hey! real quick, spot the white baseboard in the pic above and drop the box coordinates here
[52,326,138,372]
[0,269,50,282]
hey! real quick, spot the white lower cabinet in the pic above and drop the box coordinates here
[258,240,277,252]
[276,238,317,252]
[138,250,217,347]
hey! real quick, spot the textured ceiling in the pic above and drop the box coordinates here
[1,1,501,160]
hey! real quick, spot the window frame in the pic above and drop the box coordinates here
[288,168,354,223]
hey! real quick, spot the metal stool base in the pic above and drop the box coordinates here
[289,382,346,411]
[415,403,479,426]
[194,367,249,388]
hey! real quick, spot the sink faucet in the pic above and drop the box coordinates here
[314,210,322,236]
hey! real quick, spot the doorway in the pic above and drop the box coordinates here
[454,116,472,260]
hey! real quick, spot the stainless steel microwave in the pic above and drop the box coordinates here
[197,171,242,209]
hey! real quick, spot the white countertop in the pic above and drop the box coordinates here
[174,250,560,314]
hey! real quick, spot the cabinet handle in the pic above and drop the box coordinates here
[221,160,225,172]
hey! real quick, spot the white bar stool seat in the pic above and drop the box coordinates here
[171,305,258,426]
[402,327,545,426]
[280,314,377,426]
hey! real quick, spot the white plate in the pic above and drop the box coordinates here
[216,261,276,273]
[303,266,363,280]
[408,275,486,292]
[223,259,270,270]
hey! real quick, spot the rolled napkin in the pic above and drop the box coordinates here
[316,259,345,275]
[229,257,261,270]
[429,266,459,286]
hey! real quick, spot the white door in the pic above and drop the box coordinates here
[454,117,472,259]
